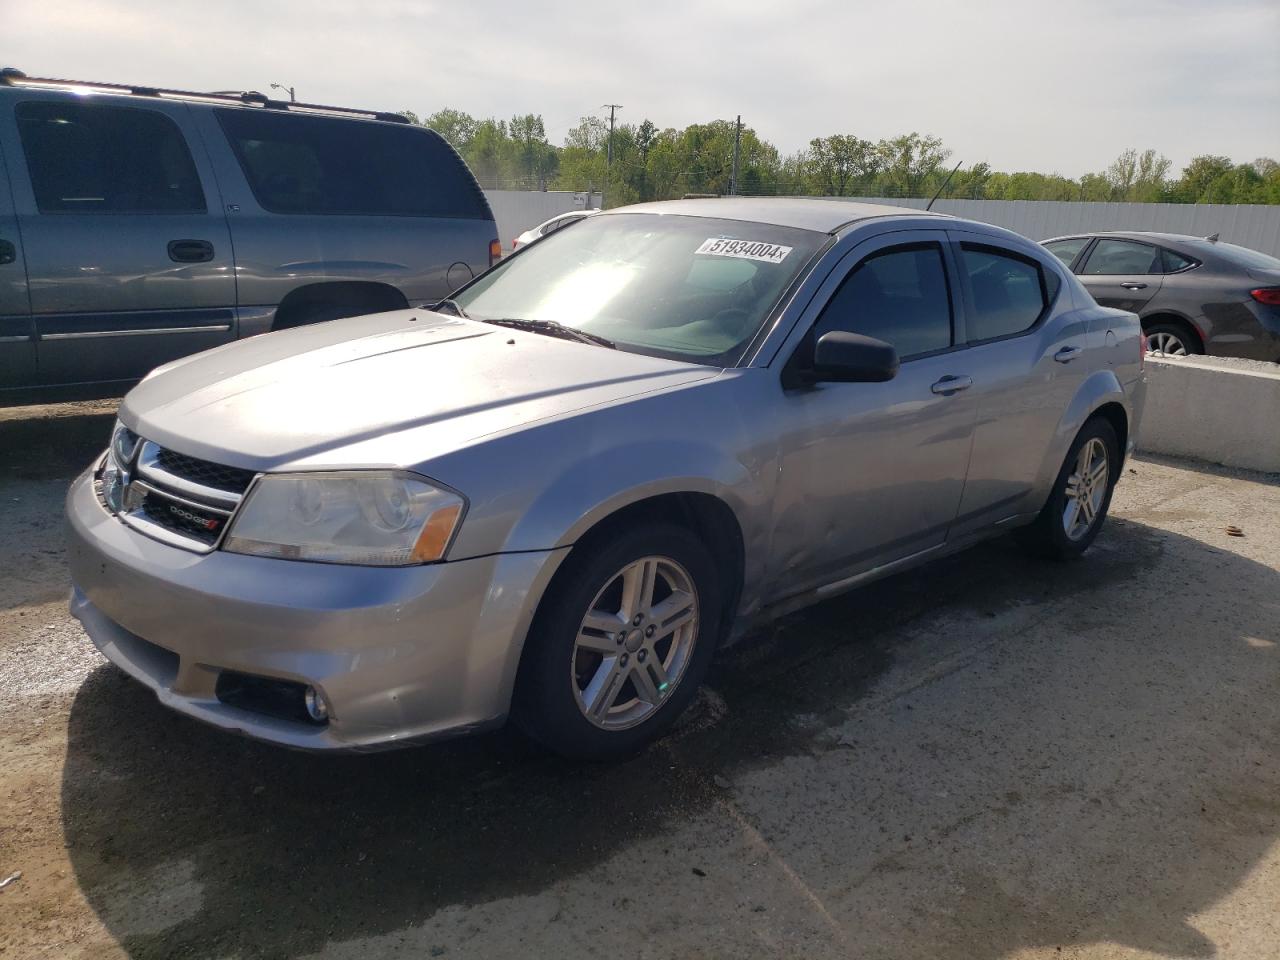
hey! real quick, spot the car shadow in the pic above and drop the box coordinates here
[0,407,116,483]
[60,517,1279,959]
[0,408,116,609]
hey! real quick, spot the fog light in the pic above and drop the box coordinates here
[303,685,329,722]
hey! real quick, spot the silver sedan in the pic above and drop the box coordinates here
[66,198,1145,759]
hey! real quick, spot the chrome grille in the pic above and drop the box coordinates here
[113,440,256,552]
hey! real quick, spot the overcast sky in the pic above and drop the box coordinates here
[7,0,1279,178]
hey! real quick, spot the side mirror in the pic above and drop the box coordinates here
[810,331,899,383]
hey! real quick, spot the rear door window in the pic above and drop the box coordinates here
[815,243,953,359]
[959,244,1052,342]
[16,101,205,213]
[1081,238,1161,275]
[215,109,490,219]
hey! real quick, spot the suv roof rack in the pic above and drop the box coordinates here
[0,68,410,124]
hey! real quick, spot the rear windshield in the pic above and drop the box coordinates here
[452,213,827,366]
[1183,240,1280,272]
[215,109,491,220]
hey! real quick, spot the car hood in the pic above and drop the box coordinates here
[121,310,717,469]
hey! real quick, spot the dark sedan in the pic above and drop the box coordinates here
[1043,231,1280,360]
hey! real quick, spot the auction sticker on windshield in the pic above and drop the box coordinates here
[695,238,793,264]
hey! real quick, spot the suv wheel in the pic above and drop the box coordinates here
[514,524,722,760]
[1017,417,1120,560]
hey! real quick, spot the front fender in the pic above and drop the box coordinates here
[503,437,765,558]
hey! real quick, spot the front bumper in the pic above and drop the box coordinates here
[66,469,567,750]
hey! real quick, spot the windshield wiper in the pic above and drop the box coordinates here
[481,317,615,349]
[432,298,470,319]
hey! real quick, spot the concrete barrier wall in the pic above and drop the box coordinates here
[1137,356,1280,473]
[484,191,596,253]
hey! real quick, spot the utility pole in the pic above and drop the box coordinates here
[730,115,742,195]
[270,83,296,102]
[602,103,622,208]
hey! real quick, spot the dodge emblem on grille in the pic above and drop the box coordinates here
[169,503,220,531]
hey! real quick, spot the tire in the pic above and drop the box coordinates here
[513,523,723,760]
[1145,320,1202,357]
[1016,417,1120,560]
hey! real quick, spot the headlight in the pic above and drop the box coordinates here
[111,421,140,469]
[101,453,126,513]
[222,471,465,566]
[101,420,140,514]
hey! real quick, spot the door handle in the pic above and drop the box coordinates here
[0,239,15,266]
[930,375,973,395]
[168,239,215,263]
[1053,345,1083,363]
[1120,281,1147,290]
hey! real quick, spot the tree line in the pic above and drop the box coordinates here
[401,108,1280,206]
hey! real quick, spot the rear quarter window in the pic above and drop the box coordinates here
[215,109,491,220]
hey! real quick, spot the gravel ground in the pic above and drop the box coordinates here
[1,401,1278,960]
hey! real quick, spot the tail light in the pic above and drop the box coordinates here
[1250,287,1280,306]
[489,239,502,267]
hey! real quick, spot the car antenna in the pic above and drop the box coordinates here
[1204,232,1219,242]
[925,161,963,212]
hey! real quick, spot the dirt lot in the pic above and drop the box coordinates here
[1,401,1278,960]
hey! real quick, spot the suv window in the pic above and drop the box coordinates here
[215,109,489,219]
[1081,238,1160,275]
[1045,237,1089,268]
[960,244,1052,342]
[16,101,205,213]
[1161,248,1197,273]
[815,243,952,358]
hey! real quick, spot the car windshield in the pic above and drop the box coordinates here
[452,213,827,365]
[1184,240,1280,272]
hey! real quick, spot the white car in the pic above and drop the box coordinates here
[511,209,598,252]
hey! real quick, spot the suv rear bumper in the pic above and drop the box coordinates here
[66,468,567,751]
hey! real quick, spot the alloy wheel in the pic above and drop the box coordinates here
[1147,331,1189,356]
[571,556,700,730]
[1063,437,1109,541]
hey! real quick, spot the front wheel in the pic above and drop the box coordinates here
[1017,417,1120,560]
[513,524,722,760]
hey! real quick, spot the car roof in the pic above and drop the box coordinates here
[1044,230,1214,246]
[608,197,951,234]
[0,69,410,125]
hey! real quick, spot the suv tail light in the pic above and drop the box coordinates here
[489,239,502,266]
[1250,287,1280,306]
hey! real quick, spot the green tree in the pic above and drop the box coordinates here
[875,133,951,197]
[422,108,478,152]
[803,135,879,196]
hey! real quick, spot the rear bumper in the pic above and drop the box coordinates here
[1202,303,1280,362]
[66,469,568,751]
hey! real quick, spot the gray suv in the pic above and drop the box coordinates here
[66,199,1145,760]
[0,69,498,395]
